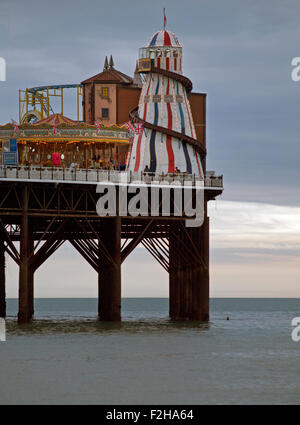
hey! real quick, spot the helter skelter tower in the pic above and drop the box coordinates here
[128,27,206,175]
[126,22,223,323]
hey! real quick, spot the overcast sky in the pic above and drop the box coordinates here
[1,0,300,298]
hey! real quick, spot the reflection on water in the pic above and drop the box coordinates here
[4,297,300,336]
[6,318,211,336]
[5,298,212,335]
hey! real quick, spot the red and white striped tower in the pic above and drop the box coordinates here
[128,28,205,177]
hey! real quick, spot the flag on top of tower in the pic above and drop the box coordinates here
[163,8,167,30]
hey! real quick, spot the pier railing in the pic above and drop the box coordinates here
[0,165,223,188]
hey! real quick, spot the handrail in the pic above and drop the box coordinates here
[0,165,223,188]
[150,66,193,93]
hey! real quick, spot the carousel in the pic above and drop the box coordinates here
[0,114,131,170]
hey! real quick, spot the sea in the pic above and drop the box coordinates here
[1,298,300,405]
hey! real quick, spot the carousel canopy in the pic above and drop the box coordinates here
[33,113,78,126]
[0,114,130,144]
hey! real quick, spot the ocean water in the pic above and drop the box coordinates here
[1,298,300,405]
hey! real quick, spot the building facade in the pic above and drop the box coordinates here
[81,56,142,126]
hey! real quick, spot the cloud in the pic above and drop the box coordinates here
[209,200,300,297]
[209,200,300,252]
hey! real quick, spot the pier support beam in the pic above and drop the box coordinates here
[98,218,121,321]
[169,216,210,322]
[169,228,181,320]
[0,240,5,318]
[18,186,34,324]
[190,216,210,321]
[28,238,35,318]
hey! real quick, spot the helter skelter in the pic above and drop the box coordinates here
[128,24,206,177]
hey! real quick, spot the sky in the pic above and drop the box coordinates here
[1,0,300,298]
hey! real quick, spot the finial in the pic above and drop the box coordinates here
[163,8,167,30]
[109,55,115,69]
[103,56,109,70]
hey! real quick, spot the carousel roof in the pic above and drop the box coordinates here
[33,114,78,126]
[146,30,182,48]
[0,114,127,131]
[0,114,129,143]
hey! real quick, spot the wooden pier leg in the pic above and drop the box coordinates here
[98,217,121,321]
[191,216,210,321]
[28,238,34,318]
[169,228,180,320]
[170,214,210,322]
[169,223,193,320]
[180,225,193,320]
[0,239,6,318]
[18,186,34,324]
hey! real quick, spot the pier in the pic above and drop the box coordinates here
[0,167,222,323]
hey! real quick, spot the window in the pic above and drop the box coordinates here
[102,108,109,119]
[101,87,109,98]
[139,48,147,59]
